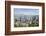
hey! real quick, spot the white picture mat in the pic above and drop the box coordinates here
[11,5,42,31]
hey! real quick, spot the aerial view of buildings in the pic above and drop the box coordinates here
[14,8,39,27]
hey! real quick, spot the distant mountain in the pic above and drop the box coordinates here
[14,14,39,19]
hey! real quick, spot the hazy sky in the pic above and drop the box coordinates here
[14,8,39,15]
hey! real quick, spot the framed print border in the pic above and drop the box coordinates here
[5,1,45,35]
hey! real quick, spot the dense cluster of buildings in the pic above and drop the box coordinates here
[14,15,39,27]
